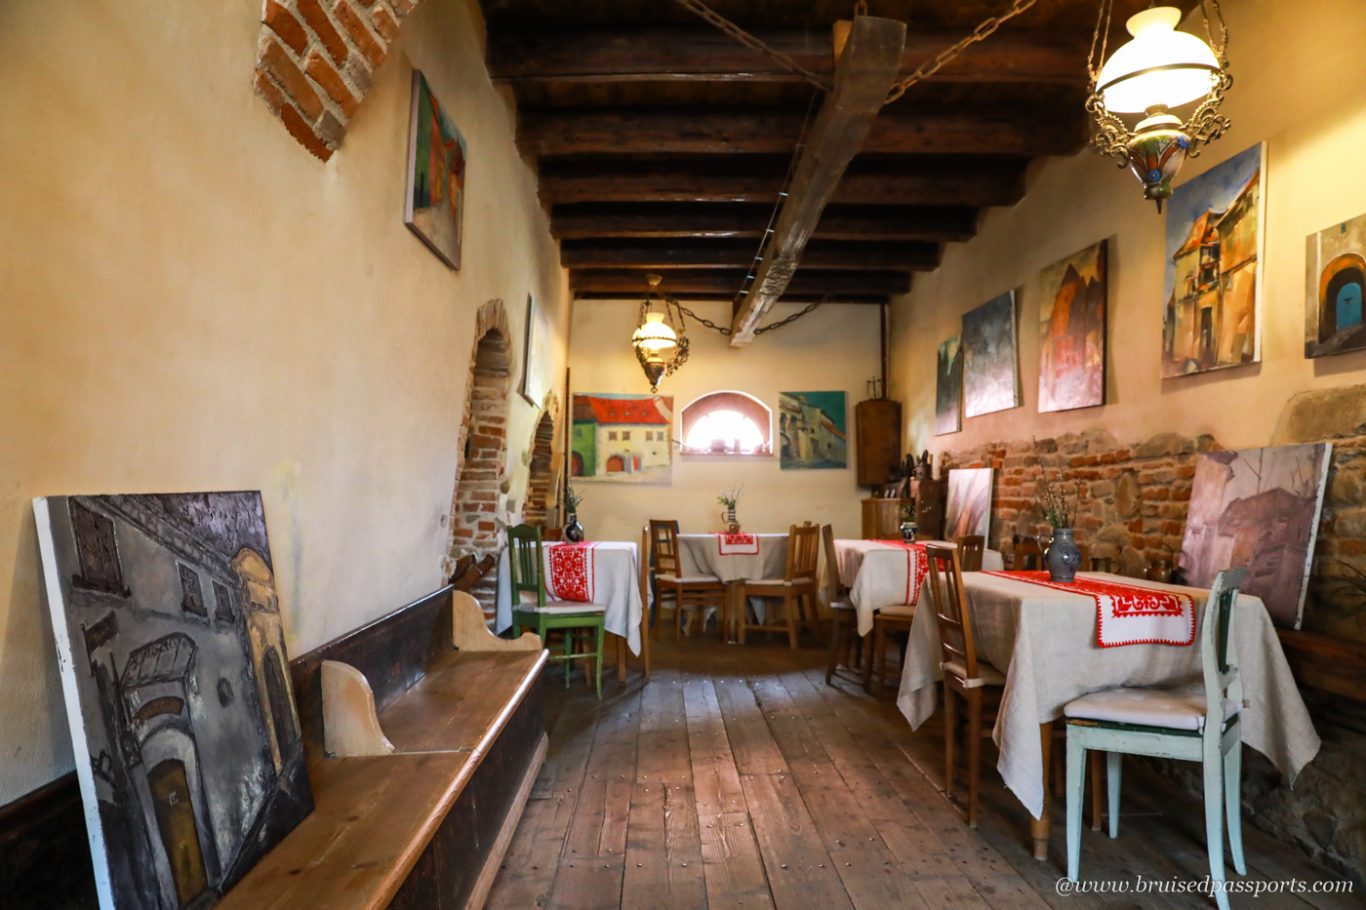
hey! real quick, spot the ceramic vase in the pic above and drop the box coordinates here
[1045,528,1081,582]
[563,513,585,543]
[723,507,739,534]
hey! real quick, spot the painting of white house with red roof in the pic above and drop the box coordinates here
[571,394,674,483]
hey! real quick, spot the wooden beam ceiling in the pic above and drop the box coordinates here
[549,204,979,242]
[559,239,941,271]
[570,269,911,297]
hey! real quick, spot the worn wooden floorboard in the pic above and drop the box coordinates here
[486,638,1349,909]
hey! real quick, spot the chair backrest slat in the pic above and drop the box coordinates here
[507,523,547,609]
[956,535,985,572]
[786,522,820,582]
[820,524,845,601]
[1015,537,1043,570]
[648,519,682,577]
[925,543,980,680]
[1201,567,1245,738]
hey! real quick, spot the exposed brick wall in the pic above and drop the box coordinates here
[522,408,557,527]
[253,0,415,160]
[939,383,1366,881]
[446,299,514,617]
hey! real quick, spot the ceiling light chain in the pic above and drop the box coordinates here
[675,297,829,338]
[884,0,1039,105]
[669,0,833,92]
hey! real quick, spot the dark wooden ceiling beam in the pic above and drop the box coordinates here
[538,165,1024,207]
[488,27,1084,86]
[517,107,1084,157]
[549,204,978,242]
[560,239,940,271]
[570,269,911,297]
[574,290,888,303]
[730,15,906,344]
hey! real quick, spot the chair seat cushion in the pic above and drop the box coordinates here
[877,605,916,618]
[941,658,1006,689]
[1063,683,1240,731]
[657,573,722,585]
[515,602,607,615]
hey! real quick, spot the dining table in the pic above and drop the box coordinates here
[494,540,649,680]
[896,570,1321,859]
[832,538,1004,636]
[677,531,789,639]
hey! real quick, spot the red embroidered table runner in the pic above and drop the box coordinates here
[716,532,760,556]
[985,571,1195,647]
[546,541,598,603]
[875,540,930,606]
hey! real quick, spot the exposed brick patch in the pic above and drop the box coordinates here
[253,0,420,159]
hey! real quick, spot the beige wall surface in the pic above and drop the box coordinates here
[0,0,568,802]
[890,0,1366,461]
[567,300,881,544]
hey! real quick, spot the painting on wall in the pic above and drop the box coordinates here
[945,468,994,540]
[1305,211,1366,358]
[1038,240,1107,412]
[779,391,848,470]
[1178,444,1331,629]
[934,335,963,435]
[519,293,551,405]
[33,492,313,910]
[1162,142,1265,377]
[961,291,1019,418]
[571,393,673,484]
[404,70,467,269]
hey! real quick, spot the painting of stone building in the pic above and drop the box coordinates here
[1305,211,1366,358]
[33,492,313,909]
[1162,143,1264,377]
[1179,444,1331,628]
[1038,240,1107,412]
[779,391,848,470]
[570,393,673,483]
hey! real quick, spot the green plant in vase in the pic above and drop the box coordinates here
[717,485,743,533]
[1034,447,1084,582]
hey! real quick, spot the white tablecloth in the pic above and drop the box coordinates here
[677,532,789,582]
[835,539,1004,636]
[896,571,1321,819]
[494,541,645,655]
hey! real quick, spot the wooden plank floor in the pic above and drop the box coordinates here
[487,636,1354,910]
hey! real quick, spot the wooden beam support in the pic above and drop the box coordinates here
[518,106,1080,157]
[560,239,940,271]
[549,204,979,243]
[488,27,1083,86]
[569,269,911,297]
[729,15,906,344]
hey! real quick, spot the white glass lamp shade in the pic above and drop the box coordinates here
[633,311,679,354]
[1096,7,1220,114]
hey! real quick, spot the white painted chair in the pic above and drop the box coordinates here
[1063,568,1247,910]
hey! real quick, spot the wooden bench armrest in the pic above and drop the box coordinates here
[452,588,542,652]
[322,660,397,758]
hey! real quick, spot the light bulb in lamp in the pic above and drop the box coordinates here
[1096,7,1221,115]
[632,312,679,356]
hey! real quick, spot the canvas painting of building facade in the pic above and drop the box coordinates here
[1178,444,1331,628]
[33,492,313,909]
[779,391,848,469]
[961,292,1019,418]
[1162,143,1264,376]
[1305,211,1366,357]
[945,468,993,540]
[935,335,963,435]
[1038,241,1107,412]
[404,71,467,269]
[571,394,673,483]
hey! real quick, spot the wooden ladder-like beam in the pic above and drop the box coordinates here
[729,16,906,345]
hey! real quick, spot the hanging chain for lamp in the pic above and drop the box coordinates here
[669,0,833,91]
[675,296,829,338]
[885,0,1038,105]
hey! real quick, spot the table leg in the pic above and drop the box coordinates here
[616,634,626,684]
[1032,721,1052,860]
[640,595,651,681]
[726,582,741,644]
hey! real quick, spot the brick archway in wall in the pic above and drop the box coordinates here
[448,300,514,587]
[522,393,561,528]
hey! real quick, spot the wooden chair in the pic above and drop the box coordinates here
[956,535,985,572]
[925,543,1006,827]
[1014,536,1044,570]
[868,605,914,699]
[1064,569,1248,909]
[822,524,862,686]
[508,524,607,696]
[648,519,725,639]
[740,523,820,649]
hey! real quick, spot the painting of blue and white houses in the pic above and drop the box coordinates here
[779,391,848,470]
[33,492,312,910]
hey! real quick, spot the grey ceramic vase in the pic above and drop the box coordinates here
[1045,528,1081,582]
[563,514,585,543]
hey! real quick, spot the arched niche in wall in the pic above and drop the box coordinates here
[679,390,773,456]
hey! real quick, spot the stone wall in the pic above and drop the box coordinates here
[939,383,1366,882]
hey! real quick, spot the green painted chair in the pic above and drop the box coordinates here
[1063,568,1247,910]
[508,524,606,696]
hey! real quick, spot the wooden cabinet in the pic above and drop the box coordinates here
[854,398,902,487]
[861,498,909,540]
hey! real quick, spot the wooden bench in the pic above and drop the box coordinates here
[215,586,547,910]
